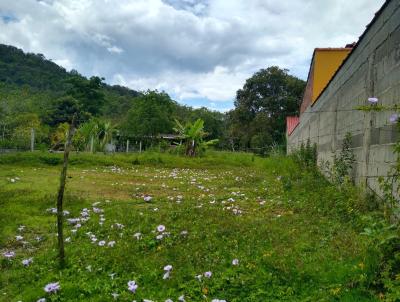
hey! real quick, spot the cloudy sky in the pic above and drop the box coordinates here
[0,0,385,111]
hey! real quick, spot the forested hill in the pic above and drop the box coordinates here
[0,43,304,153]
[0,44,140,98]
[0,44,227,150]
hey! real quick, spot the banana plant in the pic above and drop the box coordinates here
[74,119,116,152]
[173,118,218,156]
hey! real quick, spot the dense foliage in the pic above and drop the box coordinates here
[0,45,306,154]
[121,91,176,138]
[227,66,305,152]
[0,44,225,151]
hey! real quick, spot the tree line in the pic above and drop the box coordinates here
[0,44,305,154]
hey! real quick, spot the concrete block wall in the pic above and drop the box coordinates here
[288,0,400,194]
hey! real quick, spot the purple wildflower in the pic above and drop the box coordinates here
[92,207,103,213]
[144,195,152,202]
[368,97,378,103]
[164,265,173,271]
[44,282,60,293]
[3,251,15,258]
[127,280,138,293]
[390,114,399,123]
[22,258,33,266]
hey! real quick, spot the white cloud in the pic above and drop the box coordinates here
[0,0,386,108]
[107,46,124,54]
[53,58,74,71]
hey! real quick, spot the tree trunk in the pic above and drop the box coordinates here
[56,115,76,268]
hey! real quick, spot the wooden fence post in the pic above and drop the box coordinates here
[90,136,94,153]
[56,114,76,268]
[30,128,35,152]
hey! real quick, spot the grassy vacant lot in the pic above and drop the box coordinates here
[0,151,380,301]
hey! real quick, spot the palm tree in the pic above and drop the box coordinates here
[98,121,117,152]
[75,119,99,152]
[74,119,116,152]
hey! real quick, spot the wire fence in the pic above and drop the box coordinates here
[0,127,288,157]
[0,127,36,152]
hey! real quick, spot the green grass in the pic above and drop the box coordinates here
[0,151,380,301]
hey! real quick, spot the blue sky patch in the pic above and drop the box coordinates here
[178,97,234,112]
[0,13,18,24]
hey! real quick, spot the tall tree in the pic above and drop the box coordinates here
[229,66,305,150]
[45,96,83,127]
[122,90,175,139]
[66,76,105,117]
[189,107,226,140]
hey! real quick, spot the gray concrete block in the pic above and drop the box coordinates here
[287,1,400,195]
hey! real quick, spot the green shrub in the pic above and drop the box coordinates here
[39,155,62,166]
[291,139,317,169]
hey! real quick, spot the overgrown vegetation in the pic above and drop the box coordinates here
[319,132,356,186]
[0,45,304,153]
[291,139,317,169]
[332,132,356,184]
[0,151,387,301]
[1,41,399,301]
[355,104,400,300]
[290,105,400,300]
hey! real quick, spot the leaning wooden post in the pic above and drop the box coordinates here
[56,114,76,268]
